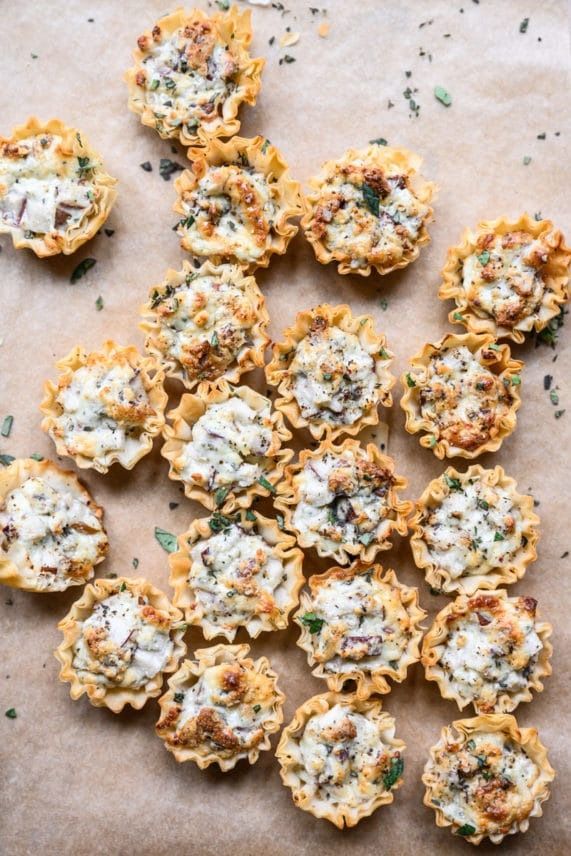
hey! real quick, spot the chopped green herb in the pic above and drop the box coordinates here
[405,373,416,388]
[1,416,13,438]
[214,486,230,507]
[477,250,490,266]
[216,0,230,8]
[245,509,257,522]
[30,453,44,461]
[179,215,195,229]
[5,708,17,719]
[150,79,160,90]
[428,435,437,448]
[211,331,219,348]
[487,343,501,351]
[359,532,375,546]
[140,161,153,172]
[519,17,529,33]
[31,53,38,59]
[362,183,380,216]
[253,704,261,713]
[276,513,285,530]
[456,824,476,837]
[537,132,546,140]
[434,85,452,106]
[453,311,464,322]
[120,582,127,592]
[322,372,333,381]
[258,475,275,494]
[132,558,139,569]
[466,739,476,751]
[494,531,505,542]
[174,692,185,704]
[369,137,388,146]
[77,156,92,176]
[159,158,184,181]
[555,409,565,419]
[95,296,104,311]
[300,612,325,634]
[282,54,296,64]
[550,389,559,405]
[261,138,271,154]
[511,375,521,386]
[378,348,390,359]
[155,527,177,553]
[383,756,404,789]
[209,512,234,533]
[70,258,97,283]
[379,297,389,311]
[537,309,565,347]
[476,499,489,510]
[444,475,462,491]
[0,454,15,467]
[523,155,532,165]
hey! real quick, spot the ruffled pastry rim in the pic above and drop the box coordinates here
[54,577,186,713]
[400,331,523,459]
[169,509,304,640]
[422,713,555,845]
[155,642,285,770]
[274,437,411,565]
[276,691,406,828]
[295,563,426,697]
[125,6,264,146]
[0,457,108,592]
[0,117,117,257]
[139,258,270,390]
[173,135,303,271]
[410,464,540,595]
[265,303,395,441]
[421,590,552,713]
[440,214,571,343]
[300,143,436,277]
[161,379,293,513]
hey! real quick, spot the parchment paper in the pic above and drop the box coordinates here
[1,1,570,854]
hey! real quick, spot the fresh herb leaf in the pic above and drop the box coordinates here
[300,612,325,634]
[537,132,546,140]
[519,17,529,33]
[261,138,271,154]
[245,509,257,522]
[511,375,521,386]
[214,486,230,507]
[1,415,13,438]
[378,348,390,359]
[276,513,285,530]
[476,499,489,510]
[555,409,565,419]
[253,703,261,713]
[362,183,380,216]
[537,308,566,347]
[159,158,184,181]
[405,373,416,388]
[208,512,234,533]
[359,532,375,546]
[550,389,559,405]
[140,161,153,172]
[258,475,276,494]
[174,692,185,704]
[120,582,127,592]
[179,215,195,229]
[70,258,97,283]
[494,531,505,542]
[383,756,404,789]
[155,527,177,552]
[453,311,464,321]
[380,297,389,310]
[30,453,44,461]
[428,436,437,448]
[369,137,388,146]
[477,250,490,266]
[444,475,462,491]
[211,331,219,348]
[132,558,139,569]
[150,78,160,90]
[0,454,15,467]
[434,85,452,106]
[77,156,92,176]
[5,708,17,719]
[456,824,476,837]
[523,155,532,165]
[95,296,104,311]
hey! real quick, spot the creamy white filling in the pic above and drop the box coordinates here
[419,346,500,429]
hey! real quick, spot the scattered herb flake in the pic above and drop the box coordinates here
[511,375,521,386]
[253,704,261,714]
[550,389,559,406]
[537,132,546,140]
[95,296,104,311]
[132,558,139,569]
[523,155,532,165]
[140,161,152,172]
[214,486,230,507]
[1,416,13,438]
[169,502,179,511]
[544,375,553,390]
[453,311,464,321]
[245,509,257,522]
[30,453,44,461]
[457,824,476,837]
[159,158,184,181]
[209,512,234,533]
[494,531,505,542]
[444,475,462,491]
[519,17,529,33]
[154,527,177,553]
[300,612,325,634]
[5,708,17,719]
[477,250,490,266]
[104,228,114,237]
[216,0,230,10]
[383,756,404,789]
[380,297,389,311]
[0,454,15,467]
[276,513,285,530]
[70,258,97,283]
[369,137,388,146]
[555,409,565,419]
[405,373,416,388]
[174,692,185,704]
[120,582,127,592]
[362,183,380,216]
[434,86,452,107]
[258,475,276,494]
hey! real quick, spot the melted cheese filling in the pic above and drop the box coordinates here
[430,732,538,835]
[438,596,543,709]
[296,704,400,807]
[189,523,287,631]
[0,476,106,590]
[138,22,238,137]
[72,591,174,687]
[292,450,393,553]
[418,346,511,451]
[0,134,95,236]
[53,356,155,460]
[289,324,378,426]
[178,395,273,490]
[178,163,278,261]
[149,271,258,382]
[311,164,429,269]
[462,232,550,328]
[302,572,413,676]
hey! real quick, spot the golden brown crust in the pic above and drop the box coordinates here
[400,332,522,459]
[410,464,540,595]
[169,509,304,640]
[440,214,570,343]
[0,117,117,257]
[0,458,107,592]
[300,144,435,277]
[276,692,405,828]
[54,577,186,713]
[139,259,269,390]
[155,643,284,770]
[295,562,426,697]
[265,303,395,441]
[173,135,303,271]
[421,590,552,713]
[161,379,292,513]
[125,7,264,146]
[39,340,167,473]
[275,437,410,565]
[422,714,555,844]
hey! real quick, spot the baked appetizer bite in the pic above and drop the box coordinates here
[440,214,570,343]
[55,577,186,712]
[422,591,552,714]
[266,304,395,441]
[295,563,425,697]
[0,117,117,257]
[40,341,167,473]
[140,259,269,390]
[276,692,405,828]
[125,6,264,147]
[275,438,410,565]
[0,458,107,592]
[161,380,292,513]
[423,714,555,844]
[401,332,522,459]
[169,509,304,640]
[301,143,435,276]
[156,643,284,770]
[410,465,539,595]
[174,135,303,270]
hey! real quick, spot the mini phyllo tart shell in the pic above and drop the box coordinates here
[295,563,425,697]
[174,135,303,270]
[0,117,117,257]
[0,458,107,592]
[161,380,292,513]
[440,214,570,343]
[300,143,435,277]
[275,438,410,565]
[410,464,539,596]
[55,577,186,712]
[266,304,395,441]
[140,259,269,390]
[40,340,167,474]
[276,692,405,828]
[422,714,555,845]
[421,591,552,714]
[169,509,304,641]
[401,332,522,459]
[125,6,264,147]
[155,643,284,771]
